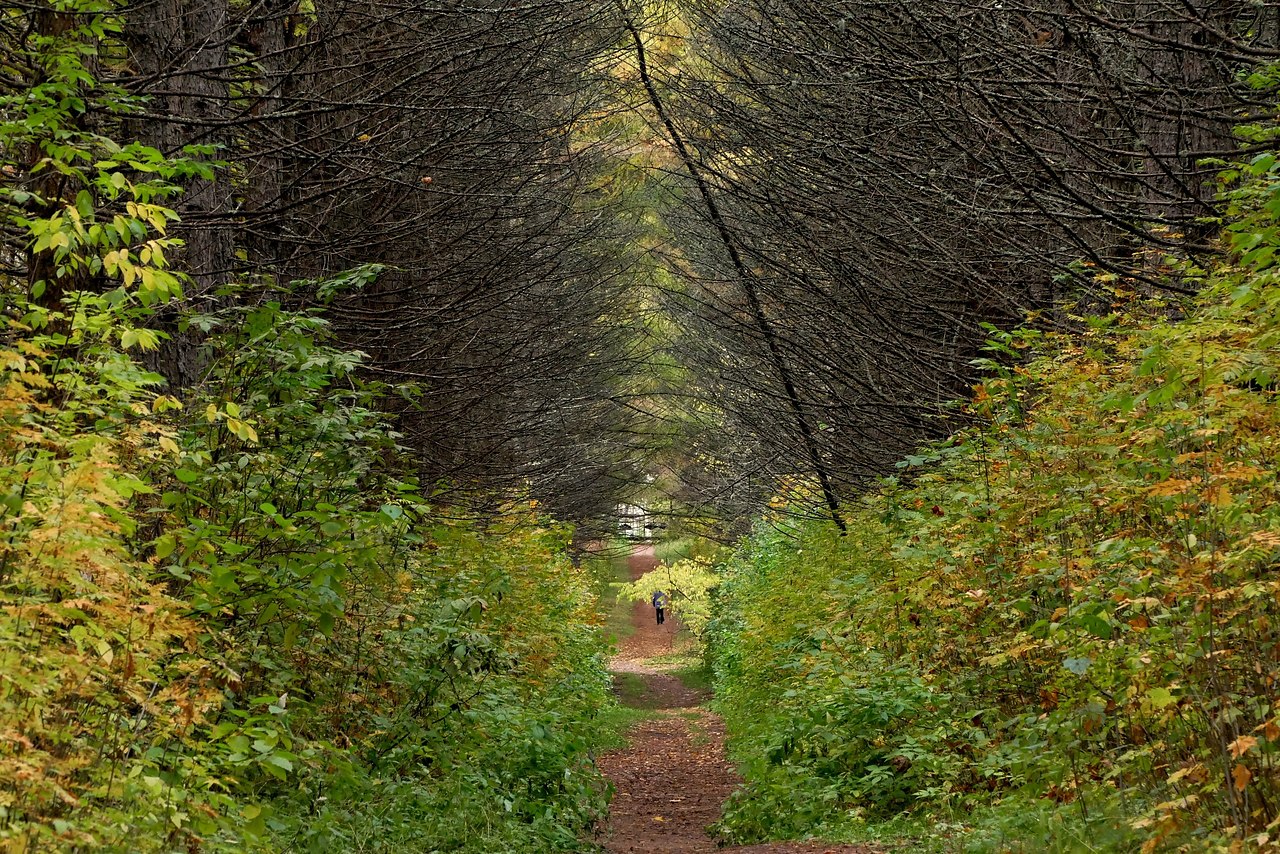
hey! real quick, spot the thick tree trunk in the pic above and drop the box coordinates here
[126,0,235,389]
[1136,0,1239,231]
[242,0,305,271]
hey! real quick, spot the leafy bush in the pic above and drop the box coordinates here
[0,7,618,848]
[616,555,720,642]
[709,153,1280,850]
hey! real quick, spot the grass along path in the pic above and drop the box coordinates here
[595,544,875,854]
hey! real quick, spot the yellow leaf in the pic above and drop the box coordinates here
[152,394,183,413]
[1155,795,1198,812]
[1148,477,1198,497]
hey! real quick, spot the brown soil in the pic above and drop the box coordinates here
[594,544,875,854]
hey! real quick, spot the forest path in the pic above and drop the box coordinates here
[595,545,874,854]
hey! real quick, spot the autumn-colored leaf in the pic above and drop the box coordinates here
[1228,735,1258,759]
[1232,762,1252,791]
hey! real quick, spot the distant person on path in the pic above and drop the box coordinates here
[652,589,667,625]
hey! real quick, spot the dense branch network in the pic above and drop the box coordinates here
[7,0,1277,531]
[641,0,1280,523]
[4,0,659,529]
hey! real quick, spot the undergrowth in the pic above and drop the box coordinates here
[0,10,619,850]
[707,151,1280,851]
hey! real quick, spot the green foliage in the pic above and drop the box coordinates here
[0,325,232,851]
[0,261,619,851]
[1,0,211,307]
[707,154,1280,850]
[0,7,237,846]
[585,544,637,647]
[652,536,721,565]
[0,5,620,849]
[266,512,614,853]
[616,555,719,643]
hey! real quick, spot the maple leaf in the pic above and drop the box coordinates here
[1228,735,1258,759]
[1232,762,1252,791]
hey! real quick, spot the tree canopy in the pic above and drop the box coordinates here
[5,0,1280,849]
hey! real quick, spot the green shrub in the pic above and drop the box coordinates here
[0,12,619,844]
[708,153,1280,848]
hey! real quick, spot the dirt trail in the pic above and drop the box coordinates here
[607,543,704,709]
[595,544,873,854]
